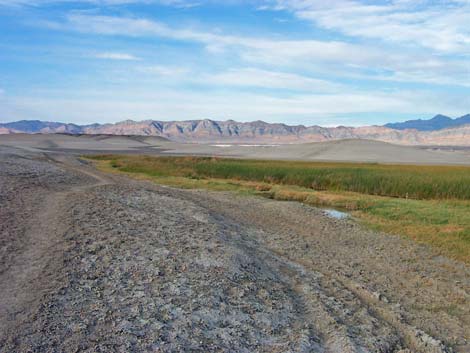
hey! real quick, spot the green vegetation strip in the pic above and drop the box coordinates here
[87,155,470,263]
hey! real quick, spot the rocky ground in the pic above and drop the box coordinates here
[0,146,469,352]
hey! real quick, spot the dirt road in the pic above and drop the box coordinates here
[0,146,469,352]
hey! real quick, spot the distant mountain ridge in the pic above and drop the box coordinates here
[2,115,470,145]
[0,120,92,134]
[385,114,470,131]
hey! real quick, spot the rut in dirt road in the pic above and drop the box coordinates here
[0,149,98,335]
[0,147,466,352]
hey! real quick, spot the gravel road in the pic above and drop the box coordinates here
[0,146,469,352]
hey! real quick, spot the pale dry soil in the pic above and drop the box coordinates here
[2,134,470,165]
[0,146,469,353]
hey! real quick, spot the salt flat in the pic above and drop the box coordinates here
[2,133,470,165]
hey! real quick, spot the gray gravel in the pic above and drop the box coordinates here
[1,146,469,352]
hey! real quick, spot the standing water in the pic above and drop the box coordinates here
[323,209,350,220]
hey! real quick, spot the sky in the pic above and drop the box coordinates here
[0,0,469,126]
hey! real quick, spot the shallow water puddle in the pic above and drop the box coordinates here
[322,209,350,219]
[210,144,281,148]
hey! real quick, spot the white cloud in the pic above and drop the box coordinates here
[156,0,201,8]
[136,65,189,76]
[63,14,229,44]
[0,0,31,5]
[0,0,201,7]
[268,0,470,54]
[93,52,141,60]
[57,14,470,86]
[206,68,343,92]
[131,65,343,92]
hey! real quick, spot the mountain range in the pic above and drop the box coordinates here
[2,114,470,146]
[385,114,470,131]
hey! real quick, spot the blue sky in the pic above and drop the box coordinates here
[0,0,469,126]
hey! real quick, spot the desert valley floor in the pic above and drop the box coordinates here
[1,135,470,352]
[3,133,470,165]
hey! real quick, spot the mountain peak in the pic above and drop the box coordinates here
[117,119,139,125]
[431,114,452,121]
[384,114,466,131]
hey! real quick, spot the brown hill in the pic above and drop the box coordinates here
[2,118,470,145]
